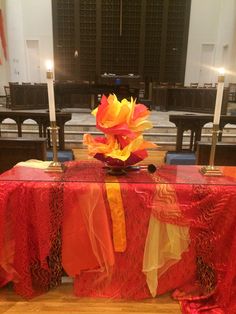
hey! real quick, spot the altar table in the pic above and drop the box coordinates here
[1,161,236,313]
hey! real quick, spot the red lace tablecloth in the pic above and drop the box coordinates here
[1,162,236,314]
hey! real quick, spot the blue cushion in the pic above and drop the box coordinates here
[166,152,196,165]
[47,150,73,162]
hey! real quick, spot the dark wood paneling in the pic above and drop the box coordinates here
[52,0,76,80]
[164,0,191,83]
[52,0,191,84]
[79,0,96,80]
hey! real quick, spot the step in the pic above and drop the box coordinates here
[2,122,236,133]
[1,126,236,142]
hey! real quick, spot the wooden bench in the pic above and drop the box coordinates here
[169,114,236,152]
[196,141,236,166]
[0,109,72,150]
[152,86,228,112]
[0,137,47,174]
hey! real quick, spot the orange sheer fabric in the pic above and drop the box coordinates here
[62,182,114,277]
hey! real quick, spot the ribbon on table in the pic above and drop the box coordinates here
[0,10,7,64]
[105,177,127,252]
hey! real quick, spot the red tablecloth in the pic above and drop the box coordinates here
[1,162,236,314]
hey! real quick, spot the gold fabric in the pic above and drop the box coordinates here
[143,215,190,297]
[105,178,127,252]
[16,160,51,169]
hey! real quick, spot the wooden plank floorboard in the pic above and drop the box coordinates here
[0,284,181,314]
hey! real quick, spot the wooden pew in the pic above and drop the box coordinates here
[152,86,228,113]
[0,137,47,174]
[169,114,236,152]
[196,141,236,166]
[0,109,72,150]
[8,82,139,110]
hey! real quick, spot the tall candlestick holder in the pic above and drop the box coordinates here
[200,124,223,176]
[46,121,64,172]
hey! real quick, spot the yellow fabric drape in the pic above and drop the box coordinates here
[143,183,190,297]
[105,178,127,252]
[143,215,190,297]
[16,160,51,169]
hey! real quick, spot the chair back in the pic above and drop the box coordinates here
[174,82,183,87]
[160,82,169,86]
[203,83,213,88]
[228,83,236,102]
[4,85,11,108]
[190,82,198,88]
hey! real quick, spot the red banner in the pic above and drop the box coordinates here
[0,9,7,64]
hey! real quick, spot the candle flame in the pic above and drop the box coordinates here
[45,60,53,71]
[218,67,225,75]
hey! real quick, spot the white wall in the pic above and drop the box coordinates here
[0,0,9,94]
[185,0,236,86]
[5,0,26,83]
[20,0,54,82]
[2,0,236,90]
[5,0,53,84]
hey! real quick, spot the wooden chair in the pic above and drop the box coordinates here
[228,83,236,102]
[190,82,198,88]
[174,82,183,87]
[159,82,169,87]
[0,137,47,174]
[4,86,11,108]
[203,83,213,88]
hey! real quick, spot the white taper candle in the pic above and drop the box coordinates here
[46,60,56,122]
[213,68,225,125]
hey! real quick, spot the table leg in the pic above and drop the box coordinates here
[38,123,43,137]
[190,130,194,151]
[58,124,64,150]
[176,127,183,151]
[194,129,202,151]
[17,122,22,137]
[91,95,95,110]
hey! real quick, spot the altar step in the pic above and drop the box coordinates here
[1,123,236,151]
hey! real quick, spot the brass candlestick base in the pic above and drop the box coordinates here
[45,121,64,173]
[46,161,65,173]
[200,165,222,176]
[200,124,223,176]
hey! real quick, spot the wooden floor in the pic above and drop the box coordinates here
[0,283,181,314]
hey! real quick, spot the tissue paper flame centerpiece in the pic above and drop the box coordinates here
[83,94,156,168]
